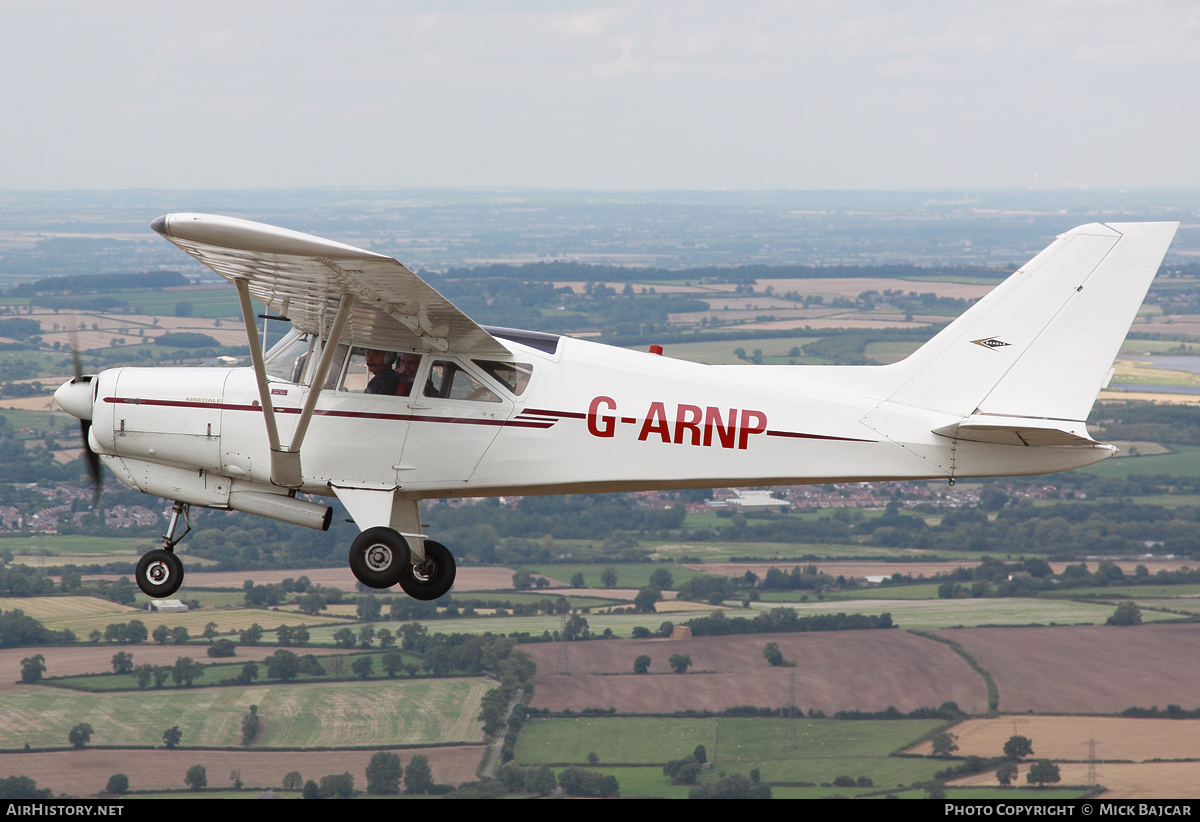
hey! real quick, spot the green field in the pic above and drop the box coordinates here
[646,539,973,562]
[0,534,155,556]
[0,678,492,749]
[519,563,709,590]
[826,583,942,601]
[748,596,1176,630]
[516,716,947,786]
[0,596,344,636]
[1077,445,1200,479]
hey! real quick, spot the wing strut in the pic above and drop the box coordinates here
[235,279,355,488]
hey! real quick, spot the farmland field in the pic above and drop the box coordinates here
[0,678,492,748]
[517,717,947,785]
[0,596,345,636]
[522,629,988,714]
[0,746,485,795]
[940,624,1200,714]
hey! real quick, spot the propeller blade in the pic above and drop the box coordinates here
[80,418,101,505]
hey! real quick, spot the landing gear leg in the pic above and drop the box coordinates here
[136,501,190,598]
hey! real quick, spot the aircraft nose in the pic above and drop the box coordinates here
[54,376,94,420]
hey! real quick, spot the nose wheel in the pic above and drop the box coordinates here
[136,549,185,598]
[349,527,411,589]
[398,540,456,601]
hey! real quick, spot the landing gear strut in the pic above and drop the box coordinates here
[136,502,190,598]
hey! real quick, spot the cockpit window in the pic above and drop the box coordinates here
[265,333,312,383]
[472,361,533,396]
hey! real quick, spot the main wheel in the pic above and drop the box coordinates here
[398,540,456,601]
[349,527,410,589]
[136,549,184,598]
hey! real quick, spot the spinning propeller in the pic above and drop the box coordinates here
[53,330,101,503]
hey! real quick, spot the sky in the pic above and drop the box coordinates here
[2,1,1199,191]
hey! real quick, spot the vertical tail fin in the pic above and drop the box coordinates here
[883,221,1178,422]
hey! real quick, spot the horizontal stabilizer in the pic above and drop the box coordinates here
[932,415,1100,447]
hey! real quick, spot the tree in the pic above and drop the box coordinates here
[333,628,357,649]
[207,638,236,658]
[633,586,662,613]
[184,764,207,790]
[302,779,320,799]
[319,772,355,799]
[68,723,94,749]
[668,653,692,674]
[996,761,1017,786]
[570,573,586,588]
[111,652,134,675]
[265,649,300,682]
[134,664,153,690]
[203,622,218,642]
[240,624,264,645]
[1108,601,1143,626]
[1026,759,1061,786]
[382,649,406,678]
[236,662,259,684]
[162,726,182,749]
[125,620,148,644]
[104,774,129,794]
[526,765,557,796]
[1003,735,1034,760]
[241,705,260,746]
[282,771,303,791]
[403,754,433,794]
[693,744,707,764]
[20,654,45,683]
[351,656,375,679]
[0,776,51,799]
[172,656,204,686]
[153,624,170,644]
[365,751,402,795]
[931,731,959,758]
[601,567,618,588]
[633,655,651,674]
[650,568,674,590]
[170,626,190,645]
[763,642,784,666]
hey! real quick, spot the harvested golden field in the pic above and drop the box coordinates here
[525,630,988,714]
[0,746,483,796]
[944,624,1200,714]
[952,761,1200,801]
[910,716,1200,762]
[0,596,134,624]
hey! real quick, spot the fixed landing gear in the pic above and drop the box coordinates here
[349,527,411,589]
[136,550,184,598]
[136,501,190,598]
[398,540,456,601]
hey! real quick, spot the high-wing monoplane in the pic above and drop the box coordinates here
[52,215,1178,600]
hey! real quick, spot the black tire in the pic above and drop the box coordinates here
[349,527,410,589]
[136,549,184,598]
[398,540,456,601]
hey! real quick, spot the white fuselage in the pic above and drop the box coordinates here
[88,334,1112,512]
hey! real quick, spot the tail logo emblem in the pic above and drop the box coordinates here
[971,337,1011,350]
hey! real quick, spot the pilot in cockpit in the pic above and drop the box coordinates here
[364,349,402,395]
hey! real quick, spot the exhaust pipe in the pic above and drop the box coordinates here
[228,490,332,531]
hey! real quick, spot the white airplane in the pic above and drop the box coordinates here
[52,215,1177,600]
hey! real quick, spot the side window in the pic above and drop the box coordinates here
[424,361,501,402]
[473,361,533,396]
[339,348,423,397]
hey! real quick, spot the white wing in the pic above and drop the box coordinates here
[152,213,508,356]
